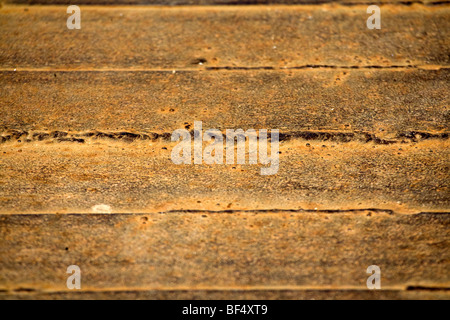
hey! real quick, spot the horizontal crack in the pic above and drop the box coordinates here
[1,283,450,295]
[1,65,448,73]
[154,209,449,216]
[280,130,449,144]
[157,208,397,215]
[0,129,447,145]
[2,210,449,216]
[0,129,167,144]
[406,286,450,291]
[207,65,425,71]
[12,288,37,293]
[220,1,450,6]
[3,1,448,6]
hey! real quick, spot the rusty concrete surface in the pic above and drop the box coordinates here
[3,289,450,300]
[0,70,448,134]
[0,5,449,69]
[0,139,448,214]
[0,212,449,299]
[0,3,449,299]
[4,0,449,5]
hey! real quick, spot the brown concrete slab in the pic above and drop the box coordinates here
[3,1,449,5]
[2,289,450,300]
[0,70,448,135]
[0,212,449,298]
[0,5,449,69]
[0,3,448,300]
[0,69,448,214]
[0,138,448,214]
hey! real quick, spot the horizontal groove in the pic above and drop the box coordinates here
[157,209,450,215]
[279,130,449,144]
[219,1,450,5]
[1,129,448,145]
[2,1,449,7]
[1,285,449,295]
[406,286,450,291]
[159,208,398,214]
[1,209,449,216]
[207,65,448,71]
[1,65,448,72]
[153,209,449,216]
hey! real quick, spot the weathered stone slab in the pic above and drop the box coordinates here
[0,212,448,298]
[1,5,449,69]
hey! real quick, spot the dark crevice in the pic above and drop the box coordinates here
[397,131,448,141]
[288,65,418,70]
[1,129,448,145]
[5,1,449,6]
[406,286,450,291]
[13,288,37,293]
[207,66,276,71]
[3,65,448,72]
[1,210,449,217]
[207,64,450,70]
[158,208,397,215]
[1,287,448,296]
[207,65,421,71]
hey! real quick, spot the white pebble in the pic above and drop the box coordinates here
[92,204,112,214]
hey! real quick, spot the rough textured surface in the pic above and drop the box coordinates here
[0,70,448,134]
[4,1,449,5]
[2,289,450,300]
[0,139,448,214]
[1,5,449,69]
[0,3,449,300]
[0,213,449,299]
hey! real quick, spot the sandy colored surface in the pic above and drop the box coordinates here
[0,5,449,69]
[1,212,449,299]
[0,139,448,214]
[4,1,449,5]
[0,4,448,299]
[0,70,449,134]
